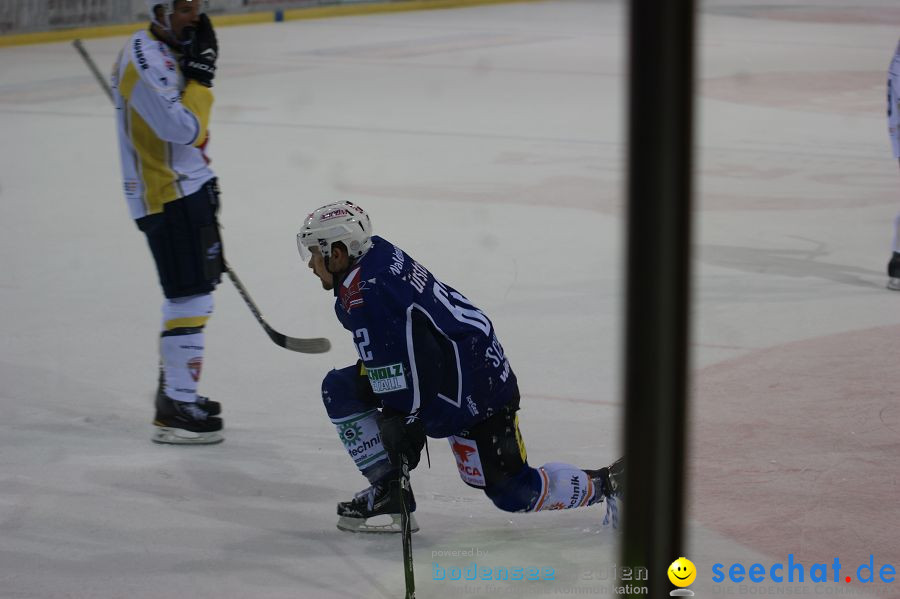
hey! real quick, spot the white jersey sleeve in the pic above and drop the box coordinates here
[888,38,900,159]
[113,30,215,219]
[122,38,200,145]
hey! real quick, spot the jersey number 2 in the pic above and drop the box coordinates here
[354,328,373,361]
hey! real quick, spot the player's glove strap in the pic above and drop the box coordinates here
[181,56,215,87]
[379,410,426,471]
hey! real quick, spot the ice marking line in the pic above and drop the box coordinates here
[703,5,900,26]
[522,393,619,407]
[261,55,614,78]
[694,343,755,351]
[0,107,605,146]
[0,106,887,162]
[298,31,565,59]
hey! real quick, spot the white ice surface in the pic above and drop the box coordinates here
[1,1,898,598]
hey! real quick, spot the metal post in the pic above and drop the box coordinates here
[621,0,696,597]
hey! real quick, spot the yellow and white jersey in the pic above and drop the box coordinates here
[888,38,900,159]
[112,29,215,219]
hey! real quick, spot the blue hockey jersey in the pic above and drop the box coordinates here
[332,236,518,438]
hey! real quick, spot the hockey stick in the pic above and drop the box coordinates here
[73,39,114,104]
[224,263,331,353]
[72,38,331,354]
[399,457,416,599]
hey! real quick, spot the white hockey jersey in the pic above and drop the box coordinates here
[888,38,900,159]
[112,29,215,219]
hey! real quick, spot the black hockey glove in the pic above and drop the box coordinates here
[379,410,426,471]
[181,13,218,87]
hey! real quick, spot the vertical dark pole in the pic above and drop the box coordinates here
[621,1,695,598]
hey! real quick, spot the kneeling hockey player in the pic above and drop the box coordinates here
[297,201,623,532]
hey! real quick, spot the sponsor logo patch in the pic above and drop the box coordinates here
[187,357,203,382]
[449,436,485,487]
[567,474,585,508]
[338,421,364,447]
[366,363,407,394]
[348,435,383,461]
[319,208,350,222]
[339,267,366,313]
[389,246,405,276]
[466,395,479,416]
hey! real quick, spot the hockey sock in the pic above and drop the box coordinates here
[529,462,595,511]
[331,409,392,484]
[160,294,213,403]
[160,329,204,402]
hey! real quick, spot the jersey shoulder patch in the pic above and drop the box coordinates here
[339,266,368,313]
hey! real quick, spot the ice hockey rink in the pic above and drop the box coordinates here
[1,0,899,597]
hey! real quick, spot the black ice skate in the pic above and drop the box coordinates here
[585,457,624,527]
[153,394,224,445]
[157,368,221,415]
[336,478,419,534]
[586,456,624,502]
[888,252,900,291]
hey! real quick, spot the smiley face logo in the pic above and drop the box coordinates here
[668,557,697,587]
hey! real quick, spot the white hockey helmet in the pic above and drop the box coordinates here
[145,0,205,28]
[145,0,172,27]
[297,201,374,262]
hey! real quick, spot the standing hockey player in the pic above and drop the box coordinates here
[296,201,623,533]
[887,37,900,290]
[113,0,225,444]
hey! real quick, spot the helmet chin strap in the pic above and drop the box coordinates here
[149,12,173,41]
[148,2,171,31]
[152,0,206,40]
[325,254,355,291]
[324,255,334,288]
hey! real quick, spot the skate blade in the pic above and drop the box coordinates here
[336,513,419,534]
[152,426,224,445]
[888,277,900,291]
